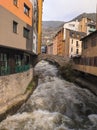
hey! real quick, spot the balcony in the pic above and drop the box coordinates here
[88,28,96,33]
[0,64,30,76]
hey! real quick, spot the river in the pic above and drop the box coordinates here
[0,60,97,130]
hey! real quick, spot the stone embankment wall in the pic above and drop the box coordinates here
[0,68,33,107]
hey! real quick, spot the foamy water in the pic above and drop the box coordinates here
[0,61,97,130]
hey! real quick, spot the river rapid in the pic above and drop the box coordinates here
[0,61,97,130]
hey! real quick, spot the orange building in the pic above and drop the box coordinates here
[37,0,44,54]
[47,43,53,54]
[53,35,58,55]
[53,28,65,56]
[0,0,35,75]
[0,0,33,26]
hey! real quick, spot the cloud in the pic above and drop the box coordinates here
[43,0,97,21]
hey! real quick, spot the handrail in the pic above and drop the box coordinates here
[0,64,30,76]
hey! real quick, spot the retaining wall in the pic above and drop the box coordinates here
[0,68,33,107]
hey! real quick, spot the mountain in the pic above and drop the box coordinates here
[42,21,65,45]
[72,13,96,22]
[42,21,65,29]
[42,13,96,46]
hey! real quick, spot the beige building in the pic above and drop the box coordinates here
[65,29,86,58]
[73,30,97,76]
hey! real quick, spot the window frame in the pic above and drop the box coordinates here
[24,3,30,16]
[13,21,18,34]
[13,0,18,7]
[23,27,29,39]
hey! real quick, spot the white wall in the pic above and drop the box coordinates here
[69,38,82,58]
[63,20,79,40]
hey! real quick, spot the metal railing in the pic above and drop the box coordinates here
[0,64,30,76]
[15,64,30,73]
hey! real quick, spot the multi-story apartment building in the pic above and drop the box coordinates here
[63,20,79,40]
[53,27,64,56]
[53,35,58,55]
[47,43,53,55]
[86,22,96,35]
[32,0,38,54]
[79,17,96,35]
[65,29,86,58]
[53,28,64,56]
[0,0,43,76]
[57,28,65,56]
[73,30,97,76]
[37,0,44,54]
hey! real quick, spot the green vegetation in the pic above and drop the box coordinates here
[26,75,38,92]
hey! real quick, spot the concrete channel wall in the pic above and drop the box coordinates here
[0,68,33,107]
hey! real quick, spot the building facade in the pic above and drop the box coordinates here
[65,29,86,58]
[52,28,65,56]
[37,0,44,54]
[79,17,96,35]
[63,20,79,40]
[47,43,53,55]
[0,0,44,76]
[32,0,38,54]
[53,35,58,55]
[73,30,97,76]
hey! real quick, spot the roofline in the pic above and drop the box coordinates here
[81,30,97,40]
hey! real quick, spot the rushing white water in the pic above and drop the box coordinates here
[0,60,97,130]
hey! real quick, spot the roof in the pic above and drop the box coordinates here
[66,28,86,38]
[87,22,96,26]
[81,30,97,41]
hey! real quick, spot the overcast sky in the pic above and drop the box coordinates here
[43,0,97,21]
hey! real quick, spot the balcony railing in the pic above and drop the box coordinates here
[0,64,30,76]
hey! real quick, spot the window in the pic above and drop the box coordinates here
[23,27,29,39]
[76,49,79,54]
[13,21,18,33]
[24,3,30,16]
[83,40,88,49]
[72,39,73,44]
[0,53,8,76]
[71,47,73,52]
[72,33,74,37]
[15,55,22,66]
[77,34,79,38]
[13,0,18,6]
[76,41,79,47]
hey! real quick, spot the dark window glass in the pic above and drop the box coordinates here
[76,49,79,54]
[76,41,79,47]
[71,47,73,52]
[13,0,18,6]
[13,21,18,33]
[23,27,29,39]
[24,3,30,16]
[94,57,97,66]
